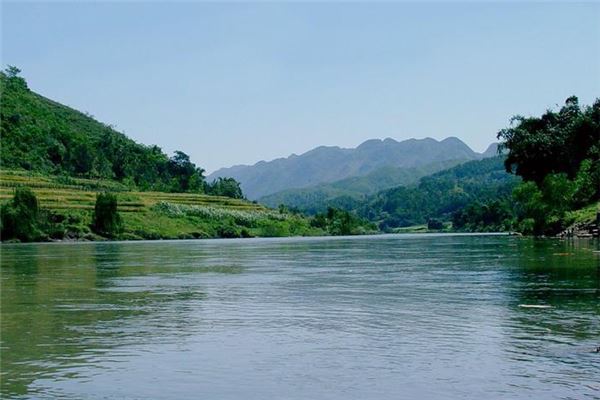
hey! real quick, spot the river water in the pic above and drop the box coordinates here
[1,234,598,399]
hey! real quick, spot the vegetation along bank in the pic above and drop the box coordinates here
[1,66,598,242]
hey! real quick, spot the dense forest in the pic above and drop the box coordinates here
[0,66,241,197]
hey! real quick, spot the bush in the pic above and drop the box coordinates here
[309,207,374,235]
[240,228,252,238]
[0,187,43,241]
[259,222,290,237]
[427,218,444,230]
[206,177,244,199]
[92,192,122,237]
[217,224,240,238]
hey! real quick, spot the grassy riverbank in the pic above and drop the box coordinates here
[0,169,329,241]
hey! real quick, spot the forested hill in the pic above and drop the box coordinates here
[0,67,240,196]
[259,158,466,214]
[354,156,521,230]
[209,136,495,199]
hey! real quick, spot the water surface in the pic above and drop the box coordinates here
[1,234,599,399]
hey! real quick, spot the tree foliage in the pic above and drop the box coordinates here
[495,96,600,235]
[206,177,244,199]
[498,96,600,185]
[92,193,122,237]
[310,207,376,235]
[452,201,513,232]
[0,187,42,241]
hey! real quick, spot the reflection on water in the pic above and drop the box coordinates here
[1,235,598,399]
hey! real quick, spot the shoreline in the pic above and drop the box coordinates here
[1,231,523,246]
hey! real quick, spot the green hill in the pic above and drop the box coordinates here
[0,67,206,193]
[354,156,521,230]
[350,96,600,235]
[259,159,466,214]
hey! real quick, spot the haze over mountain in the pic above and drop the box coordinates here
[209,137,498,199]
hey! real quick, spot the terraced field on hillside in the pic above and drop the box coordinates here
[0,169,265,213]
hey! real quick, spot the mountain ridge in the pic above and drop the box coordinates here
[258,158,467,214]
[209,137,498,199]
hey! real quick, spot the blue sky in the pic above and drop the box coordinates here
[2,1,599,173]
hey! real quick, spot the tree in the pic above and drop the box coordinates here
[92,193,122,237]
[427,219,443,230]
[207,177,244,199]
[311,207,373,235]
[497,96,600,235]
[167,151,205,192]
[69,142,95,175]
[498,96,600,185]
[572,159,599,207]
[0,187,41,241]
[3,65,28,89]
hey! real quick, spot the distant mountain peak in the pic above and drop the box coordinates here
[482,143,500,157]
[441,136,464,143]
[357,139,384,149]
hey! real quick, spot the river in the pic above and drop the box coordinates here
[1,234,598,399]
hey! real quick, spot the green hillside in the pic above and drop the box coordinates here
[0,67,208,193]
[2,66,596,240]
[0,169,313,240]
[354,156,520,230]
[259,159,466,214]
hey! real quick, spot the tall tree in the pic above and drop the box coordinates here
[498,96,600,184]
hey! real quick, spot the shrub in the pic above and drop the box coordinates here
[427,218,444,230]
[240,228,252,238]
[217,224,240,238]
[92,192,122,237]
[0,187,42,241]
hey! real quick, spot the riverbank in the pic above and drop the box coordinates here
[2,169,597,243]
[0,170,383,242]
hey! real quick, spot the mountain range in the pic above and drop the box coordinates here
[209,138,499,200]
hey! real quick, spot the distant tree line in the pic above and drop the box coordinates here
[310,207,376,235]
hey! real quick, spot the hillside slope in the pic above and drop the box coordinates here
[209,137,493,199]
[0,168,331,240]
[0,69,206,193]
[259,158,466,214]
[354,156,521,229]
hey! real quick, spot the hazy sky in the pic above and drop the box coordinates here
[2,2,599,173]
